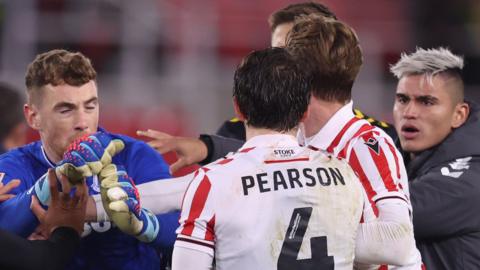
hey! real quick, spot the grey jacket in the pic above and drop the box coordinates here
[408,102,480,270]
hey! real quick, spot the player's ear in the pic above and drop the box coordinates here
[300,108,309,122]
[451,102,469,128]
[24,103,40,130]
[233,98,246,121]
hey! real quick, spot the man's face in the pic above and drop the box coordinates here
[27,80,99,162]
[271,22,294,47]
[393,74,466,153]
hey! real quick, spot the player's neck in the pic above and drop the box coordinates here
[245,126,297,141]
[41,140,63,164]
[302,97,346,137]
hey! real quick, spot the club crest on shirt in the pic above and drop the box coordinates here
[364,138,380,155]
[0,172,4,183]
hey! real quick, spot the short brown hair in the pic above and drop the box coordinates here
[286,15,362,103]
[25,49,97,103]
[268,2,337,32]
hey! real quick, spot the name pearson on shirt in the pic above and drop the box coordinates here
[241,167,346,196]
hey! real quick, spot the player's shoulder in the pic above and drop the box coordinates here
[102,129,142,146]
[0,141,41,187]
[309,147,353,170]
[202,149,259,182]
[0,141,40,166]
[102,129,155,154]
[353,108,397,140]
[102,129,168,170]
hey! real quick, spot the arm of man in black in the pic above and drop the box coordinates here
[409,158,480,239]
[0,227,80,270]
[198,134,244,165]
[0,169,87,270]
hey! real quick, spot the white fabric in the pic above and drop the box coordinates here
[176,134,364,270]
[172,245,213,270]
[299,101,423,269]
[93,173,194,222]
[355,200,419,267]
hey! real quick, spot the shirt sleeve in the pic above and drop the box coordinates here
[347,131,410,217]
[172,244,214,270]
[410,157,480,239]
[0,227,80,270]
[354,200,419,266]
[0,159,39,236]
[175,169,217,256]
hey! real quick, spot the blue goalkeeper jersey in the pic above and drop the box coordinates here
[0,128,179,270]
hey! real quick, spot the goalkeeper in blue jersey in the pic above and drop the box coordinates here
[0,49,178,270]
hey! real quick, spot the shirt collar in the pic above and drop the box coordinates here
[240,134,299,150]
[39,144,56,168]
[300,100,355,150]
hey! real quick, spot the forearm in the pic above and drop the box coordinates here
[0,227,79,270]
[89,173,193,222]
[355,200,417,266]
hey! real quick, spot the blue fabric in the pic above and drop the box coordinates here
[0,128,179,270]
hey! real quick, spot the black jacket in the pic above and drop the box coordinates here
[203,109,397,164]
[408,102,480,270]
[0,227,80,270]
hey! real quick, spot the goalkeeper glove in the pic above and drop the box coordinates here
[56,132,125,184]
[30,172,52,207]
[99,164,159,243]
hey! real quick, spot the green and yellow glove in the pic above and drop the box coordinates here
[99,164,159,242]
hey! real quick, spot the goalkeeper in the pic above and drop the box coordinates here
[0,49,178,270]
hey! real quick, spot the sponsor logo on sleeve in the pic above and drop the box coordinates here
[441,157,472,178]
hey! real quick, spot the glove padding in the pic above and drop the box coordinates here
[99,164,159,243]
[56,132,125,184]
[30,172,52,207]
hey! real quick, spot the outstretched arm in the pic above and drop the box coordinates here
[90,173,194,222]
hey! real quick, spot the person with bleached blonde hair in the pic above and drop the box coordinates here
[391,47,479,270]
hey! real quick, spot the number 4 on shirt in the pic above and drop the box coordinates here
[277,207,334,270]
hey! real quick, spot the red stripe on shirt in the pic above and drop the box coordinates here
[181,175,212,236]
[264,157,309,164]
[239,147,256,153]
[216,158,233,165]
[326,117,361,153]
[361,133,398,192]
[349,149,379,217]
[179,171,199,217]
[384,138,401,179]
[205,215,216,241]
[176,236,215,249]
[351,124,374,140]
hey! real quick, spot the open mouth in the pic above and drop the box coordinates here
[401,125,419,139]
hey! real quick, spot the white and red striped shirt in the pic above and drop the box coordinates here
[299,101,423,269]
[175,134,364,270]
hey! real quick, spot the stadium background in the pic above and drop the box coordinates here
[1,0,479,171]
